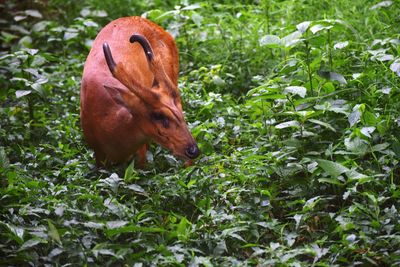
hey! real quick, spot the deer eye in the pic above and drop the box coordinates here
[151,112,170,128]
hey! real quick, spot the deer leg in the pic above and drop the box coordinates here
[136,143,149,169]
[94,149,108,167]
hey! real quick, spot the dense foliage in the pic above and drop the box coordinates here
[1,0,399,266]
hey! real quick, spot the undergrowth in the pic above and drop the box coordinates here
[1,0,399,266]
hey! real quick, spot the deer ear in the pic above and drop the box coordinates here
[103,85,136,111]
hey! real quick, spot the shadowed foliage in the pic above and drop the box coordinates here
[1,0,399,265]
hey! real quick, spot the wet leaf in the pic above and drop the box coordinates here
[360,127,375,138]
[25,9,43,18]
[19,238,43,251]
[370,1,392,9]
[318,70,347,84]
[334,41,349,49]
[284,86,307,98]
[296,21,311,33]
[275,120,301,129]
[15,90,32,98]
[259,35,281,47]
[390,61,400,76]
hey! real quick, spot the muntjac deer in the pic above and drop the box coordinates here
[80,16,199,167]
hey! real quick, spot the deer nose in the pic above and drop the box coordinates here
[185,143,200,159]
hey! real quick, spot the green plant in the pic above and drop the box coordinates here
[1,0,400,266]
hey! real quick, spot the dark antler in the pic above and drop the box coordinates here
[103,42,116,73]
[129,34,154,62]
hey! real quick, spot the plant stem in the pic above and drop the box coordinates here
[305,40,313,96]
[28,96,34,122]
[328,29,333,70]
[265,2,270,34]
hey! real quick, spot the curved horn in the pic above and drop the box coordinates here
[102,41,159,105]
[129,34,154,62]
[130,34,176,95]
[103,42,116,73]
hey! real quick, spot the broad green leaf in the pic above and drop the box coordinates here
[390,61,400,76]
[32,21,51,32]
[213,240,227,255]
[346,169,369,180]
[307,162,318,173]
[54,206,64,217]
[48,248,63,259]
[12,25,31,35]
[14,15,27,21]
[124,161,137,179]
[371,142,390,152]
[3,223,24,244]
[25,9,42,18]
[92,10,108,17]
[181,3,201,10]
[282,31,302,47]
[105,225,165,237]
[370,1,392,10]
[63,31,78,40]
[191,13,203,27]
[284,86,307,98]
[334,41,349,49]
[379,86,391,94]
[360,127,375,138]
[126,184,146,194]
[270,242,280,250]
[344,137,369,155]
[317,159,349,178]
[19,238,43,251]
[83,20,98,27]
[285,110,315,118]
[83,222,104,229]
[348,109,361,127]
[318,70,347,84]
[18,36,32,48]
[362,111,378,125]
[296,21,311,33]
[47,220,61,245]
[293,214,302,229]
[190,257,213,267]
[275,120,300,129]
[0,147,9,169]
[255,94,286,100]
[310,24,333,34]
[309,119,336,132]
[221,226,247,242]
[106,221,128,229]
[303,196,321,211]
[375,54,394,61]
[363,192,378,205]
[93,248,117,258]
[212,75,225,86]
[80,8,91,17]
[259,35,281,47]
[177,217,191,241]
[16,90,32,98]
[26,48,39,55]
[1,31,18,43]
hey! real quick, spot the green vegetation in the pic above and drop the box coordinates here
[1,0,400,265]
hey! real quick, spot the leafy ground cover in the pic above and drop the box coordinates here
[1,0,400,266]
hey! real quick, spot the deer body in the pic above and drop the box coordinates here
[81,17,199,166]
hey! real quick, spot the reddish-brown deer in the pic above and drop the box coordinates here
[80,16,199,167]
